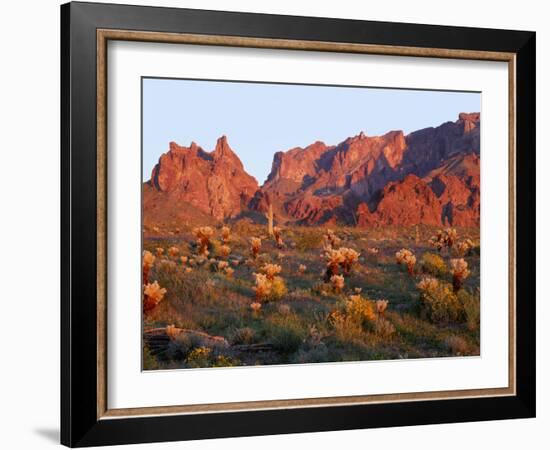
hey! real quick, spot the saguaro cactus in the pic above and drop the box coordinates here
[265,202,274,238]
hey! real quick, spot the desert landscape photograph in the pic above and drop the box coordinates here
[141,78,481,370]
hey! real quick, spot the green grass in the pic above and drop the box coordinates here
[143,224,480,369]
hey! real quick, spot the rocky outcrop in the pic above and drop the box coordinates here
[255,112,480,226]
[146,136,259,221]
[357,175,442,227]
[356,153,480,227]
[144,113,481,228]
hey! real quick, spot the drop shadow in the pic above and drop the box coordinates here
[34,428,59,444]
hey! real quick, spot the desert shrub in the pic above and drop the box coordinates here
[266,314,307,355]
[185,347,212,368]
[420,252,447,277]
[344,294,376,325]
[295,229,324,252]
[277,304,292,315]
[271,324,305,354]
[328,294,376,342]
[459,288,480,331]
[291,345,331,364]
[230,327,257,345]
[374,318,396,339]
[212,355,240,367]
[166,333,193,360]
[444,335,469,355]
[155,269,215,306]
[142,345,159,370]
[209,238,222,257]
[165,332,205,360]
[417,279,464,324]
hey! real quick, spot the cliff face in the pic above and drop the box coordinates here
[146,136,259,221]
[144,113,480,227]
[254,112,480,226]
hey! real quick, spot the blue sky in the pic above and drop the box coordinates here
[142,78,480,184]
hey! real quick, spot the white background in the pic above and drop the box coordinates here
[0,0,546,449]
[108,41,509,409]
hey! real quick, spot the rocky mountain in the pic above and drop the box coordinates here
[143,113,480,228]
[144,136,258,223]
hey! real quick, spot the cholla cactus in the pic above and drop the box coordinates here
[261,263,282,281]
[250,302,262,314]
[155,247,164,257]
[396,248,416,275]
[330,274,345,293]
[324,248,345,281]
[143,280,167,313]
[168,246,179,257]
[444,228,458,248]
[253,273,271,301]
[219,244,231,258]
[339,247,360,274]
[417,276,439,292]
[277,304,291,315]
[376,299,389,317]
[193,226,214,256]
[142,250,155,284]
[250,237,262,259]
[298,264,307,275]
[221,226,231,244]
[456,238,474,256]
[429,228,458,252]
[323,229,341,250]
[273,226,284,248]
[450,258,470,291]
[143,250,155,268]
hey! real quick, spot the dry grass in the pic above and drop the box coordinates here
[142,223,480,369]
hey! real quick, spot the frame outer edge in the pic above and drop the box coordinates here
[60,2,72,446]
[62,2,536,446]
[514,32,536,415]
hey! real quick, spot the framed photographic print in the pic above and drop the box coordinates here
[61,1,536,447]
